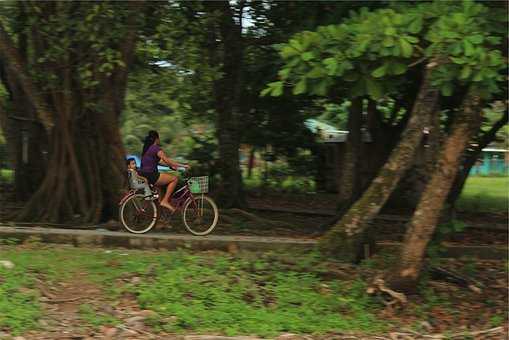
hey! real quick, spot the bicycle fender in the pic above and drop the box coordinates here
[119,191,135,206]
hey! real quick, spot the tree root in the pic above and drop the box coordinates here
[367,278,407,308]
[386,326,504,339]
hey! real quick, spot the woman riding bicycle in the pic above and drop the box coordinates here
[139,130,188,212]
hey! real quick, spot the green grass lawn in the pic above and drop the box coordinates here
[457,176,508,213]
[0,245,386,336]
[0,168,13,183]
[0,244,506,337]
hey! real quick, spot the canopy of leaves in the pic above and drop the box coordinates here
[263,1,506,100]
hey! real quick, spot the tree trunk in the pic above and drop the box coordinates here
[0,23,53,132]
[387,90,482,292]
[208,1,246,208]
[319,61,441,262]
[0,2,142,223]
[0,61,48,201]
[446,108,508,209]
[247,146,256,178]
[387,103,442,212]
[336,97,362,211]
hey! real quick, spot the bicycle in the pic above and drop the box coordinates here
[118,170,219,235]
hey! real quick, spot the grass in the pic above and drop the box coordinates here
[0,245,506,337]
[0,168,13,184]
[0,245,387,337]
[0,260,42,334]
[456,176,508,213]
[78,304,120,328]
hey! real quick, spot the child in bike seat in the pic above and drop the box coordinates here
[127,158,158,200]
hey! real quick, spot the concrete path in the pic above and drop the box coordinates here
[0,224,506,259]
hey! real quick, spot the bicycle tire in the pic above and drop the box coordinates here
[119,194,158,234]
[182,195,218,236]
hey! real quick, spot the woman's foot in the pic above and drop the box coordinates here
[160,201,176,213]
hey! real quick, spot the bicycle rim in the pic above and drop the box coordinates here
[182,195,218,236]
[120,194,158,234]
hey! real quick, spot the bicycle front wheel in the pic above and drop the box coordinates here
[182,195,218,236]
[119,194,158,234]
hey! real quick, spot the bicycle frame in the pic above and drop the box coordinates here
[119,176,203,215]
[170,179,204,212]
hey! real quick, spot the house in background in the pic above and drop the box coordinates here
[470,148,508,176]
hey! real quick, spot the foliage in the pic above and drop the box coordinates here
[481,101,508,148]
[263,1,506,100]
[121,68,199,157]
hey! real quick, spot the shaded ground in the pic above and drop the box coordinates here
[1,183,507,248]
[0,244,507,339]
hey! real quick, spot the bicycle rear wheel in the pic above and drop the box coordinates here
[182,195,218,236]
[119,194,158,234]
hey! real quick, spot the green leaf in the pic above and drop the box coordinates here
[463,40,474,56]
[440,83,453,96]
[289,39,303,52]
[293,79,307,95]
[278,68,291,79]
[261,81,283,97]
[366,78,383,99]
[323,58,338,75]
[472,72,483,82]
[450,57,466,65]
[280,46,299,59]
[399,38,413,58]
[405,36,419,43]
[371,64,387,78]
[301,52,314,61]
[468,34,484,44]
[391,62,407,75]
[459,66,471,80]
[408,17,422,34]
[384,27,397,36]
[451,43,462,55]
[382,37,395,47]
[313,80,329,96]
[307,67,325,79]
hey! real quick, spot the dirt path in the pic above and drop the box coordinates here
[21,272,167,340]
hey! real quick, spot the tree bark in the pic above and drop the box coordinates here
[446,108,508,209]
[319,61,441,262]
[387,103,442,212]
[247,146,256,178]
[0,23,54,132]
[0,2,142,223]
[336,97,362,211]
[208,1,246,208]
[388,90,482,292]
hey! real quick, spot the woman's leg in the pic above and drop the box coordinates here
[155,173,177,211]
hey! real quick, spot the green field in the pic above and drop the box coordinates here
[457,176,508,213]
[0,245,385,336]
[0,168,13,183]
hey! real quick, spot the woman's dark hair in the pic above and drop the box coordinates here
[142,130,159,156]
[126,158,136,166]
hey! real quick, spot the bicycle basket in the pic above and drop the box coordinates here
[188,176,209,194]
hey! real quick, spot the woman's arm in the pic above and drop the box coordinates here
[157,150,187,170]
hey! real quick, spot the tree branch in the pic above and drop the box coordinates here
[477,108,508,150]
[0,23,54,132]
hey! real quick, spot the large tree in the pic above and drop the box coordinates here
[264,1,506,262]
[0,2,149,223]
[387,1,506,291]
